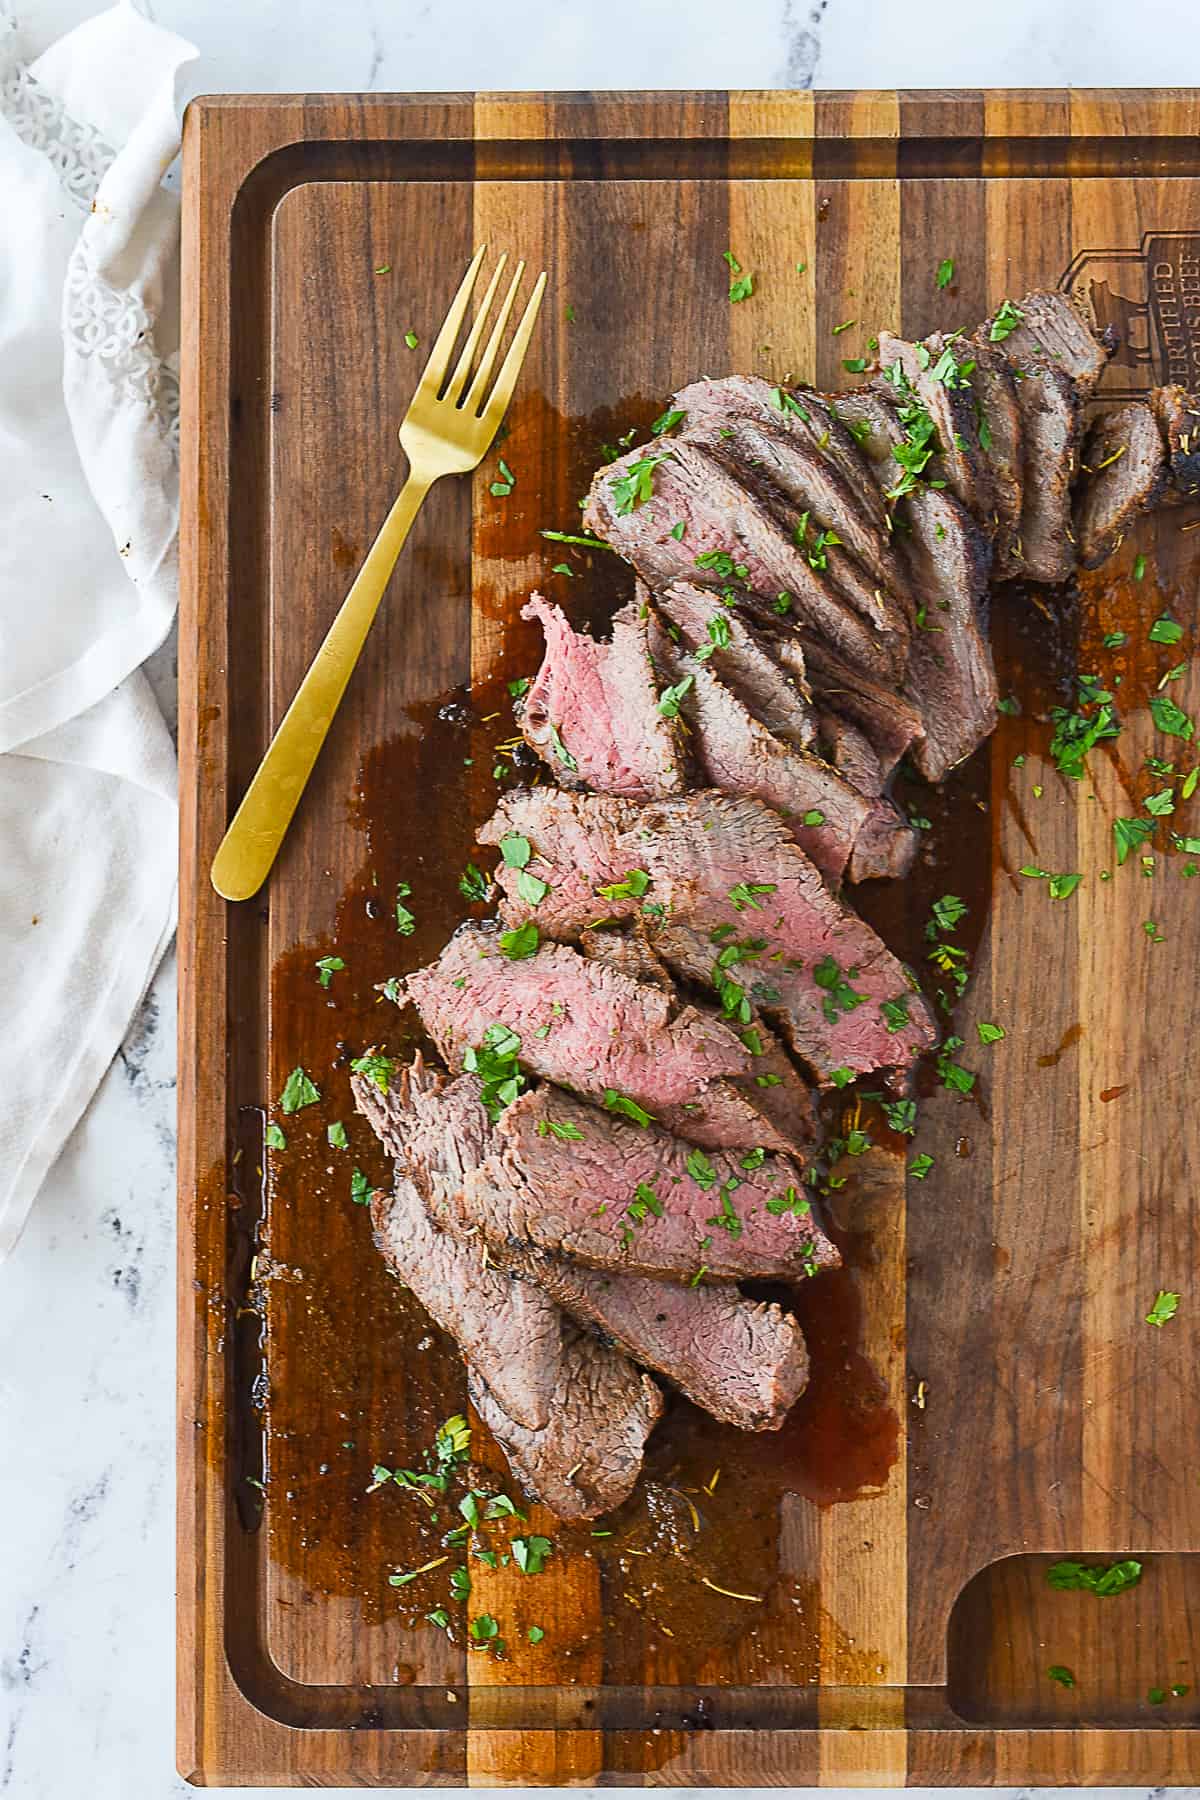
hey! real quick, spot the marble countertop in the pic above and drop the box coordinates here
[4,1,1200,1797]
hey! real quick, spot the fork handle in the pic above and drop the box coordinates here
[210,471,435,901]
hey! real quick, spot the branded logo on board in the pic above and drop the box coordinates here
[1060,233,1200,398]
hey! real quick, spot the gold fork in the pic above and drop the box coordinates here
[210,246,547,901]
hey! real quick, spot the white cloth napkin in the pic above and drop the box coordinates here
[0,1,194,1262]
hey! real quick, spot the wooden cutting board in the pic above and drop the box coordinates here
[178,90,1200,1786]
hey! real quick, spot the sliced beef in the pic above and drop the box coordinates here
[579,922,674,991]
[356,1056,662,1516]
[519,592,688,797]
[1150,384,1200,504]
[581,923,817,1155]
[479,788,938,1081]
[456,1082,840,1284]
[1003,364,1081,583]
[1074,401,1166,568]
[405,919,752,1111]
[831,389,998,779]
[680,401,914,626]
[982,290,1113,397]
[468,1331,662,1522]
[502,1246,809,1430]
[674,375,906,601]
[876,331,995,527]
[655,579,817,748]
[966,338,1024,566]
[817,712,885,796]
[371,1172,563,1431]
[582,437,907,679]
[791,628,926,779]
[850,799,919,883]
[648,611,878,884]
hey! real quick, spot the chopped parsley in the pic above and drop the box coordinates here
[315,954,345,989]
[507,675,531,698]
[1049,673,1121,779]
[882,1098,916,1136]
[977,1021,1005,1044]
[350,1051,393,1094]
[802,808,825,827]
[813,955,866,1023]
[280,1066,321,1113]
[470,1613,500,1643]
[499,920,539,960]
[604,1089,654,1127]
[765,1184,811,1217]
[1046,1558,1142,1596]
[395,882,416,935]
[327,1120,348,1150]
[728,880,776,911]
[686,1148,717,1190]
[1103,629,1128,648]
[769,387,810,419]
[909,1152,935,1180]
[1114,816,1155,865]
[707,1184,743,1239]
[596,868,650,901]
[490,458,515,498]
[988,298,1024,342]
[610,450,672,515]
[538,1118,585,1142]
[516,870,548,906]
[463,1024,524,1119]
[881,995,910,1033]
[936,257,954,289]
[652,408,686,436]
[1151,693,1195,741]
[936,1035,975,1094]
[547,723,578,771]
[351,1167,371,1205]
[1146,1289,1180,1327]
[658,675,694,718]
[527,1625,545,1644]
[265,1122,287,1150]
[1149,614,1183,645]
[694,549,749,580]
[512,1534,553,1574]
[1047,1665,1076,1688]
[669,520,686,540]
[459,863,490,903]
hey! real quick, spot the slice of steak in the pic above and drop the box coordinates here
[791,627,926,778]
[817,713,885,796]
[826,390,999,779]
[458,1083,840,1283]
[983,290,1113,397]
[468,1329,662,1521]
[503,1246,809,1430]
[967,338,1024,565]
[674,374,902,588]
[479,788,937,1081]
[583,438,906,679]
[1074,401,1166,569]
[1004,364,1081,582]
[371,1173,563,1431]
[1150,384,1200,504]
[580,922,816,1154]
[519,592,688,797]
[648,611,876,884]
[404,920,753,1117]
[579,922,674,991]
[876,331,995,528]
[682,408,914,628]
[655,579,817,748]
[355,1056,662,1513]
[849,801,918,883]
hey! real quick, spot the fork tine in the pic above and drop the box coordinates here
[443,253,508,405]
[479,270,548,431]
[463,260,526,413]
[413,243,488,403]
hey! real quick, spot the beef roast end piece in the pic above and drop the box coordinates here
[469,1327,662,1521]
[1074,401,1166,569]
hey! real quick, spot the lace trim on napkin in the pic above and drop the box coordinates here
[0,53,180,449]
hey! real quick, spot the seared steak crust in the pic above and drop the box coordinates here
[1075,401,1166,569]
